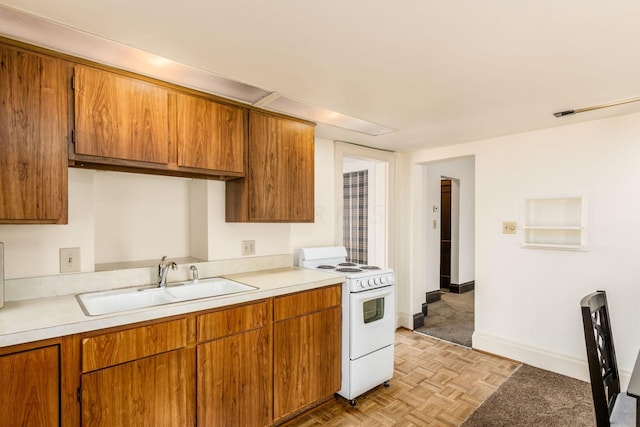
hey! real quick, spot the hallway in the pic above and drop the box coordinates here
[415,291,474,347]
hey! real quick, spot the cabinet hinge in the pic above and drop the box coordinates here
[71,129,75,144]
[71,74,75,90]
[77,387,81,402]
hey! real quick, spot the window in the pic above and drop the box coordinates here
[343,170,368,264]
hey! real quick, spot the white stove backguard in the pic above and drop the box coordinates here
[297,246,348,268]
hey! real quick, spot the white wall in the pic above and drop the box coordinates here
[405,112,640,387]
[0,168,95,278]
[94,172,192,264]
[0,138,335,280]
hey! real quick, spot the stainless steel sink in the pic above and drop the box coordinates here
[76,277,256,316]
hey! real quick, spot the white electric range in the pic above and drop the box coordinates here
[297,246,395,406]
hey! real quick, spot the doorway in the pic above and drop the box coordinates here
[414,157,475,347]
[342,157,387,266]
[440,179,452,290]
[334,142,395,269]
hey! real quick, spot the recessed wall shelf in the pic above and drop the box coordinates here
[522,195,587,250]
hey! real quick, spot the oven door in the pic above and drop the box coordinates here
[349,285,395,360]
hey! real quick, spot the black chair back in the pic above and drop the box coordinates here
[581,290,621,427]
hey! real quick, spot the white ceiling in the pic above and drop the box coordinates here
[3,0,640,152]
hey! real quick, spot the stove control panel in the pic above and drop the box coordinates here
[350,272,395,292]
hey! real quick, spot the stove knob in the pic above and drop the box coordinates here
[368,279,374,287]
[375,277,382,285]
[360,282,366,289]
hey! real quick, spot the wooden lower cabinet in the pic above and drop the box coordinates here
[0,285,342,426]
[196,300,271,426]
[272,285,342,422]
[0,345,60,427]
[79,319,194,427]
[81,348,195,427]
[197,327,270,426]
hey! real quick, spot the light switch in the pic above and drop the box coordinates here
[502,221,517,234]
[241,240,255,256]
[60,247,81,273]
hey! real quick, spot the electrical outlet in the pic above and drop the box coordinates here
[60,247,81,273]
[502,221,517,234]
[241,240,255,256]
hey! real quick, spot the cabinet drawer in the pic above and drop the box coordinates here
[82,319,187,372]
[273,285,341,321]
[197,300,269,342]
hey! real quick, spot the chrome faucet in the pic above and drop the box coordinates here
[157,256,178,287]
[190,265,199,282]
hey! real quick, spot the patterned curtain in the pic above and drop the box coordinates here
[343,170,368,264]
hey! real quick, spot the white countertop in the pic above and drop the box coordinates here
[0,267,344,348]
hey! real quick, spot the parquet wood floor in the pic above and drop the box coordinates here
[284,328,521,427]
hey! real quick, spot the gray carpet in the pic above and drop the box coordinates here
[462,364,596,426]
[415,290,474,347]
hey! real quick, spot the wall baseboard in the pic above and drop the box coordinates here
[450,281,475,294]
[425,290,442,304]
[472,331,632,389]
[413,312,425,329]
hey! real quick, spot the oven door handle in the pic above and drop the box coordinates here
[351,285,394,303]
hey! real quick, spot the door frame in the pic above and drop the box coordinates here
[334,141,396,269]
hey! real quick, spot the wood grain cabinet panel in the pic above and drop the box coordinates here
[226,111,314,223]
[272,284,342,422]
[197,300,268,342]
[0,44,69,224]
[81,318,187,372]
[273,306,341,421]
[176,92,244,173]
[197,327,271,427]
[274,285,341,321]
[0,345,60,427]
[73,64,170,164]
[81,348,195,427]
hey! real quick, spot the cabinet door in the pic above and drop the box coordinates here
[273,307,341,421]
[197,327,270,427]
[227,111,314,222]
[0,45,68,224]
[81,348,195,427]
[249,111,314,221]
[74,65,170,164]
[0,345,60,427]
[176,93,244,173]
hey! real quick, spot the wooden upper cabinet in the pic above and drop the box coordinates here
[73,64,170,164]
[226,111,314,222]
[0,44,69,224]
[176,92,244,173]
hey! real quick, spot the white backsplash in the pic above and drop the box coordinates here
[5,254,293,301]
